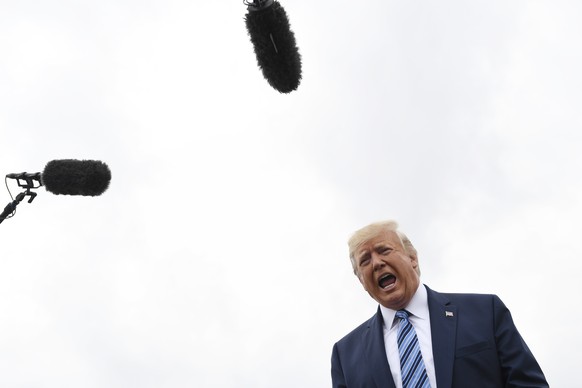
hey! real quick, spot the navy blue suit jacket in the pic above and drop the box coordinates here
[331,286,548,387]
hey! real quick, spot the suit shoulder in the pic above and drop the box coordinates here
[438,291,501,304]
[429,289,508,312]
[334,312,379,347]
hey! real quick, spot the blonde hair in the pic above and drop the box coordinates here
[348,220,418,276]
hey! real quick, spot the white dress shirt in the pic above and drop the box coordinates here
[380,284,437,388]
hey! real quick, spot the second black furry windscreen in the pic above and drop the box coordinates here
[245,0,302,94]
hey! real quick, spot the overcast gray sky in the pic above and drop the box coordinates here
[1,1,579,386]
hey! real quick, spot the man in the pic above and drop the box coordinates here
[331,220,548,388]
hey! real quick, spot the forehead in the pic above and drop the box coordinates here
[355,230,402,255]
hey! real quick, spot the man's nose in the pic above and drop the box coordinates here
[371,253,385,271]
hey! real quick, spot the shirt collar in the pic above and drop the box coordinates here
[380,283,429,329]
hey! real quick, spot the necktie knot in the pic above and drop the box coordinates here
[395,309,410,321]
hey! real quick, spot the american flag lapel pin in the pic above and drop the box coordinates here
[445,311,454,317]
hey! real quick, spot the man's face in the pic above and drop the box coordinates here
[354,230,420,310]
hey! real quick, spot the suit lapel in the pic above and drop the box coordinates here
[426,286,457,388]
[363,307,396,388]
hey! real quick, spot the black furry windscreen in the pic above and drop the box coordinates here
[42,159,111,196]
[245,2,302,93]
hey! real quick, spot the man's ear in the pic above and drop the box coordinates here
[411,254,418,268]
[408,250,421,276]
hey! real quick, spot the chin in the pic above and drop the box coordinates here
[380,295,406,310]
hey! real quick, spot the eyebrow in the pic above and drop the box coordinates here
[373,242,394,251]
[356,250,371,261]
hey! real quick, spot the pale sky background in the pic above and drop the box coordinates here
[0,0,580,386]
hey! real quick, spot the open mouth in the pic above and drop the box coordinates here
[378,273,396,289]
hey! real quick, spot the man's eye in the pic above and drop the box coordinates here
[380,247,392,255]
[359,257,370,266]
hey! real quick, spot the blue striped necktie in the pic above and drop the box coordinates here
[395,310,431,388]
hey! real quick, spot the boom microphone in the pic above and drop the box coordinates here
[2,160,111,224]
[244,0,302,93]
[7,159,111,196]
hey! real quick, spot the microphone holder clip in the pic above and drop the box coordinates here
[17,190,38,204]
[1,174,41,225]
[9,172,43,190]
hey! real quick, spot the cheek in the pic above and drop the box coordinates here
[359,274,372,291]
[358,274,366,289]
